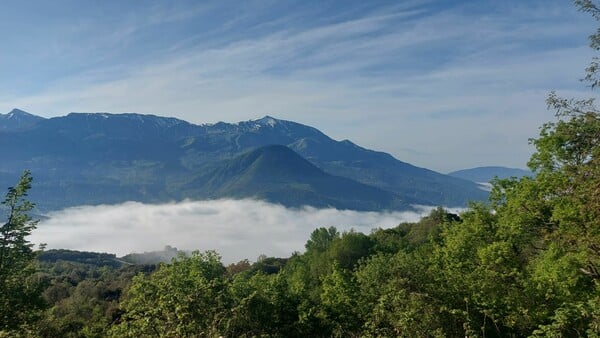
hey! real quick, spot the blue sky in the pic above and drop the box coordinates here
[0,0,596,172]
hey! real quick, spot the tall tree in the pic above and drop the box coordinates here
[0,170,44,333]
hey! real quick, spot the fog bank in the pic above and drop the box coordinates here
[31,199,461,263]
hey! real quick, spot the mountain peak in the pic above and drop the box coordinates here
[237,144,322,178]
[6,108,41,119]
[8,108,26,117]
[190,144,408,210]
[256,115,279,127]
[0,108,45,130]
[239,115,323,137]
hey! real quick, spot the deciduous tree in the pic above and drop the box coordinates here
[0,170,44,333]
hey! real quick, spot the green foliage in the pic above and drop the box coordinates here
[225,273,301,337]
[34,257,149,338]
[355,253,435,337]
[305,226,339,253]
[39,249,122,269]
[400,206,461,247]
[327,231,374,270]
[0,171,38,276]
[109,251,226,337]
[0,170,45,333]
[318,263,360,337]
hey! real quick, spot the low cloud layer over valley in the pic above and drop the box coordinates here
[31,199,459,263]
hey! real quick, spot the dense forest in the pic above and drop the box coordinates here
[2,1,600,337]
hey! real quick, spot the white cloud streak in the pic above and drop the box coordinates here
[30,199,456,264]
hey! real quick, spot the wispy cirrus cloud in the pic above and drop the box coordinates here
[1,0,596,172]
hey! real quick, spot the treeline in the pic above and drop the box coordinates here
[4,195,600,337]
[38,250,122,269]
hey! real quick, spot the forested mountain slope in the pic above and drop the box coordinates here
[0,110,486,211]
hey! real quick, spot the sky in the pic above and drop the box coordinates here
[0,0,597,172]
[30,199,461,263]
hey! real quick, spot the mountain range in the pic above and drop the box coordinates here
[0,109,488,211]
[448,166,533,183]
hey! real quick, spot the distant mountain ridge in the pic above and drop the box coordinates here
[0,108,45,130]
[448,166,533,183]
[0,109,488,211]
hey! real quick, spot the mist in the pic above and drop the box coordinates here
[31,199,461,264]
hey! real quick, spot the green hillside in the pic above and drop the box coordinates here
[183,145,410,211]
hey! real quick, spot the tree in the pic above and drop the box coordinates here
[109,251,227,337]
[305,226,339,253]
[327,231,374,270]
[0,170,44,333]
[318,262,361,337]
[224,272,301,337]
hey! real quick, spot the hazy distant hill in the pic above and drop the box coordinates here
[38,249,123,268]
[0,109,488,211]
[120,246,184,265]
[448,166,533,183]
